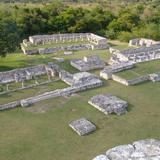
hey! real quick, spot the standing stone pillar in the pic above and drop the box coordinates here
[21,81,24,88]
[6,84,9,91]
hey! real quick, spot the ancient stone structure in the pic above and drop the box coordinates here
[109,44,160,64]
[0,63,59,85]
[69,118,96,136]
[20,72,102,107]
[100,62,134,80]
[0,63,60,94]
[70,55,105,71]
[0,70,102,110]
[92,139,160,160]
[88,94,128,115]
[21,33,109,55]
[129,38,160,47]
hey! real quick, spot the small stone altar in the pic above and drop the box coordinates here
[69,118,96,136]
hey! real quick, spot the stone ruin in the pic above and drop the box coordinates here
[70,55,105,71]
[21,33,109,55]
[92,139,160,160]
[109,44,160,64]
[100,62,134,80]
[0,67,103,110]
[0,63,59,94]
[129,38,160,47]
[100,61,160,86]
[88,94,128,115]
[69,118,96,136]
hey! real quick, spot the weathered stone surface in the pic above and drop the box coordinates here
[88,94,128,115]
[106,144,135,160]
[133,139,160,157]
[69,118,96,136]
[93,139,160,160]
[0,101,20,111]
[92,155,109,160]
[71,55,105,71]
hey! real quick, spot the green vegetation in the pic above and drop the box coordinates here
[0,41,160,160]
[116,60,160,80]
[0,0,160,56]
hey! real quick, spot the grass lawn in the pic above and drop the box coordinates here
[0,40,160,160]
[115,60,160,80]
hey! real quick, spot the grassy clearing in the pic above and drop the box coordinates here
[0,40,160,160]
[115,60,160,80]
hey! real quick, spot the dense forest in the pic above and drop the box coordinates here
[0,0,160,56]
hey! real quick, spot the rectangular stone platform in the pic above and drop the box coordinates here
[69,118,96,136]
[70,55,105,71]
[88,94,128,115]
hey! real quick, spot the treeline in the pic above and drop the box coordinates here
[0,1,160,56]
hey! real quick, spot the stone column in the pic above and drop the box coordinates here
[6,84,9,91]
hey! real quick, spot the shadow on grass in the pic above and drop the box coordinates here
[0,66,14,72]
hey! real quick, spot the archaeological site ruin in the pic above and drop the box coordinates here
[70,55,105,71]
[88,94,128,115]
[21,33,109,55]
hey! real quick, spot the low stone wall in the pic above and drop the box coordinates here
[20,80,102,107]
[112,74,150,86]
[23,44,93,55]
[111,74,129,85]
[0,101,20,111]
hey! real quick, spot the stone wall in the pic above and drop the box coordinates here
[112,74,150,86]
[0,101,20,111]
[22,33,109,55]
[129,38,160,47]
[109,44,160,64]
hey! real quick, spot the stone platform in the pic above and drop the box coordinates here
[70,55,105,71]
[69,118,96,136]
[88,94,128,115]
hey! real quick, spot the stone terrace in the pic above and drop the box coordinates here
[70,55,105,71]
[88,94,128,115]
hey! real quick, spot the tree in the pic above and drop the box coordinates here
[0,19,20,57]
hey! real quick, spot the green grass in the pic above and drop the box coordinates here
[0,40,160,160]
[115,60,160,80]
